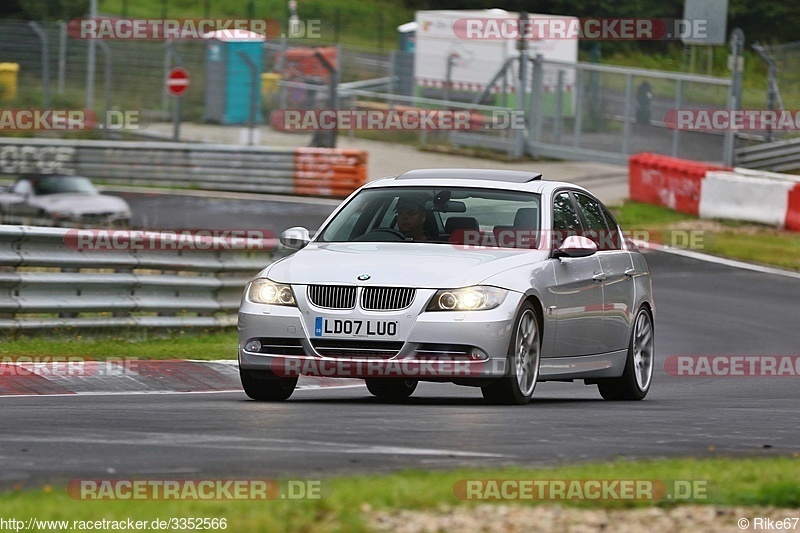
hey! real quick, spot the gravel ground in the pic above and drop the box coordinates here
[367,504,800,533]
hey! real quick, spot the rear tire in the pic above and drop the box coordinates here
[365,378,417,400]
[481,302,541,405]
[597,307,654,401]
[240,368,298,401]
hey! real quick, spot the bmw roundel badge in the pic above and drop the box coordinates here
[357,274,371,281]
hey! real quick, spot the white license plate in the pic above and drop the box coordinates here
[314,317,398,338]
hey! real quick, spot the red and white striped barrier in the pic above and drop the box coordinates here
[630,153,800,231]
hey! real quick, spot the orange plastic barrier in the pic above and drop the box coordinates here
[786,183,800,232]
[293,148,368,197]
[279,47,338,81]
[629,153,730,215]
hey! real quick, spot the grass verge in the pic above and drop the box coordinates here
[1,457,798,532]
[611,201,800,271]
[0,329,238,360]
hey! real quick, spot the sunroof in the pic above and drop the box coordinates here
[395,169,542,183]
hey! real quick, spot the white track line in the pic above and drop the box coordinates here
[635,240,800,280]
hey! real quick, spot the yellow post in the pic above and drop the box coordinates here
[0,63,20,101]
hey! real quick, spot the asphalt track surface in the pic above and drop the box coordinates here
[2,246,799,488]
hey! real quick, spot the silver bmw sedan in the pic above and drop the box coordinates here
[238,169,654,405]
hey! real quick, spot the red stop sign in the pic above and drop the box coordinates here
[166,67,190,97]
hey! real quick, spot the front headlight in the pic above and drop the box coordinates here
[246,278,297,306]
[426,286,508,311]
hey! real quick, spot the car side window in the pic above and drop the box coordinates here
[598,202,623,250]
[552,191,582,248]
[11,180,32,196]
[575,193,618,250]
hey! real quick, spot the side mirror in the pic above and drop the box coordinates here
[280,227,311,250]
[552,235,597,258]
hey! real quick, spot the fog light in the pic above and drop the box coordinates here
[470,349,487,360]
[244,340,262,352]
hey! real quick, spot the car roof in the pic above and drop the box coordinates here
[395,168,543,183]
[363,169,593,197]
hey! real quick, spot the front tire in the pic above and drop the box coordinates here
[365,378,417,400]
[240,368,298,401]
[481,303,541,405]
[597,307,654,401]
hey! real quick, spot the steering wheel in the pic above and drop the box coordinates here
[354,227,406,241]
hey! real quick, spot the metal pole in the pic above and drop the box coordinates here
[753,43,780,142]
[572,67,583,148]
[554,70,564,145]
[514,11,529,158]
[58,21,67,95]
[173,96,181,141]
[87,0,97,111]
[163,42,172,117]
[98,41,112,138]
[528,54,544,156]
[28,22,50,110]
[621,73,633,155]
[723,28,744,167]
[671,79,683,156]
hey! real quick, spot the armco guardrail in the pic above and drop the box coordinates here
[0,225,287,330]
[0,138,367,198]
[629,153,800,231]
[736,137,800,173]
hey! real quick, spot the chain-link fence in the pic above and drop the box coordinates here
[2,17,790,167]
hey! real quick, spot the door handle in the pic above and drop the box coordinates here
[624,268,636,277]
[592,272,606,282]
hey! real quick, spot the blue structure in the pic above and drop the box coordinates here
[203,30,265,125]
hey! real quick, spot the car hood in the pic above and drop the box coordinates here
[30,194,130,215]
[264,242,550,288]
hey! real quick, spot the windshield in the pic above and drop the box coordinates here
[30,176,97,195]
[318,187,541,248]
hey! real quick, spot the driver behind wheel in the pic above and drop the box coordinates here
[395,195,430,241]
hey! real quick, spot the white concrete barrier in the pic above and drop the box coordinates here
[699,171,796,227]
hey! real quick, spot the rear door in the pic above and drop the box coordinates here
[550,190,605,356]
[574,192,636,352]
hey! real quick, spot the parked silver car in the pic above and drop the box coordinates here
[238,169,655,405]
[0,174,131,226]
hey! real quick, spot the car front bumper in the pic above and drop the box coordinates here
[238,288,523,380]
